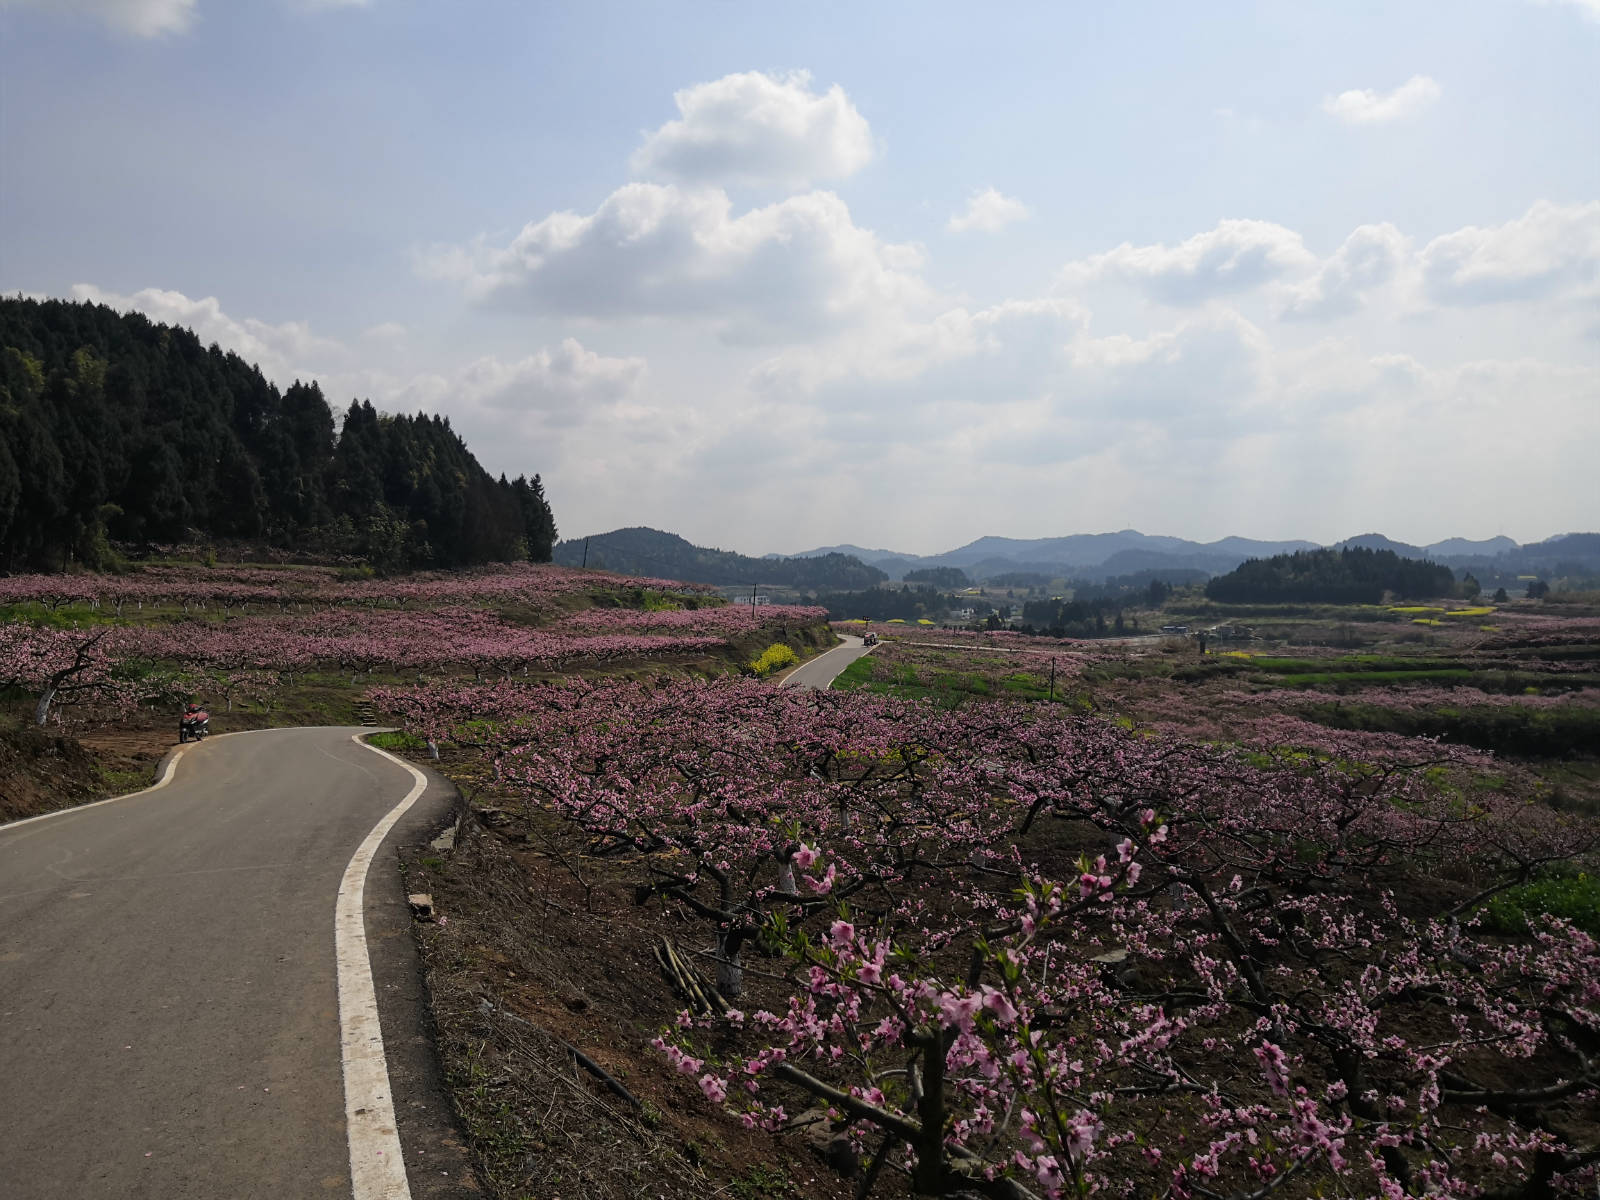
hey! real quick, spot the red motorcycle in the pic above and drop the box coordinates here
[178,704,210,744]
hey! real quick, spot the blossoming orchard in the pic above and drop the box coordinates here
[4,561,1597,1198]
[378,652,1600,1198]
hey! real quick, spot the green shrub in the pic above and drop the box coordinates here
[750,643,800,678]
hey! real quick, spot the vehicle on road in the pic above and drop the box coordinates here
[178,703,210,743]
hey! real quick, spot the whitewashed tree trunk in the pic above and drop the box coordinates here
[775,860,797,895]
[427,739,440,761]
[34,686,56,727]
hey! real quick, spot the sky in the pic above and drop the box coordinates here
[1,0,1597,557]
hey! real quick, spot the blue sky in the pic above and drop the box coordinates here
[3,0,1596,554]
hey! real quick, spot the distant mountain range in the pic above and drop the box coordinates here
[558,526,1600,590]
[780,530,1600,584]
[552,527,888,590]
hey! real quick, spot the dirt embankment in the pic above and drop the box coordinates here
[399,782,858,1200]
[0,714,171,824]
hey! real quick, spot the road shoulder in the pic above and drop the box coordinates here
[360,749,484,1197]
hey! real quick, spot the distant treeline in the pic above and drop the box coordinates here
[808,572,1166,636]
[554,526,887,590]
[0,298,555,570]
[1205,546,1454,605]
[903,566,971,589]
[807,584,967,624]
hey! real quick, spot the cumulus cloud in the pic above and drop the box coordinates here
[423,182,935,343]
[1062,310,1272,429]
[1050,201,1595,322]
[1321,75,1441,124]
[947,188,1030,234]
[1419,200,1600,305]
[1279,223,1410,319]
[1058,219,1316,305]
[69,284,345,378]
[391,341,683,513]
[1,0,199,35]
[750,297,1086,399]
[629,70,874,190]
[396,339,646,429]
[690,299,1600,552]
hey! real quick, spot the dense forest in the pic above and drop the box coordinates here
[553,526,886,590]
[1205,546,1455,604]
[0,297,556,570]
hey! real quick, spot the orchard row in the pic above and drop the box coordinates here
[0,561,717,615]
[379,675,1600,1200]
[1,593,827,725]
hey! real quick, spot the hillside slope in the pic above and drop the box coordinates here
[0,297,555,571]
[554,527,886,589]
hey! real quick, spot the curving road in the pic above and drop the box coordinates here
[779,634,875,691]
[0,727,475,1200]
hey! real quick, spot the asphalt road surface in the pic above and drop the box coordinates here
[780,635,874,690]
[0,726,476,1200]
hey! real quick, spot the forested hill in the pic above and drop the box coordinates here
[1205,546,1455,604]
[554,526,887,590]
[0,297,555,570]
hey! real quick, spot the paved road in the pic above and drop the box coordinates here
[781,635,874,690]
[0,727,474,1200]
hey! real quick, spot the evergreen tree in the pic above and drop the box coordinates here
[0,297,556,569]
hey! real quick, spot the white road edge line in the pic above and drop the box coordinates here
[0,728,256,833]
[340,734,427,1200]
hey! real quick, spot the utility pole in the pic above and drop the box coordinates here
[1049,656,1056,702]
[582,538,589,568]
[751,583,757,615]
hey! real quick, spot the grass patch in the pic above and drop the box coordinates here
[367,730,427,752]
[1481,869,1600,935]
[830,656,879,692]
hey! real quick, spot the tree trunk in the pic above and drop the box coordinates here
[34,685,56,727]
[776,860,797,895]
[427,739,440,761]
[716,930,744,998]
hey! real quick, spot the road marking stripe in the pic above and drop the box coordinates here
[339,735,427,1200]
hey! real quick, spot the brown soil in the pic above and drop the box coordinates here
[399,766,869,1200]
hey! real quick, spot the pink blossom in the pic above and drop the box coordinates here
[698,1074,727,1103]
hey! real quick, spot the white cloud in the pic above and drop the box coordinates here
[0,0,198,35]
[688,301,1600,551]
[947,188,1030,234]
[1321,75,1441,124]
[1419,200,1600,305]
[1050,201,1596,323]
[397,339,646,428]
[69,284,345,379]
[1528,0,1600,20]
[1279,223,1410,319]
[388,341,681,514]
[1058,219,1316,305]
[424,182,936,343]
[629,70,874,190]
[750,296,1086,398]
